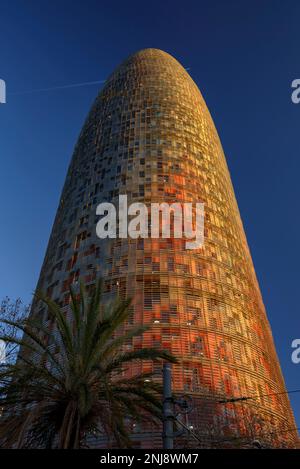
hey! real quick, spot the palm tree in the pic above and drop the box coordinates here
[0,280,176,449]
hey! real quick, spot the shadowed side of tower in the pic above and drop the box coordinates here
[31,48,297,448]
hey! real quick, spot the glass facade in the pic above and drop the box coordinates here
[31,49,297,447]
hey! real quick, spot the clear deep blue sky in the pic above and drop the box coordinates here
[1,0,300,426]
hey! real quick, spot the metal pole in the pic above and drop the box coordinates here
[163,362,174,449]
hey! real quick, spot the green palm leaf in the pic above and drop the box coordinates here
[0,279,177,448]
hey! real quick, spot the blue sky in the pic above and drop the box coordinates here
[1,0,300,426]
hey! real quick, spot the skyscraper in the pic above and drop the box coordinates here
[31,49,297,447]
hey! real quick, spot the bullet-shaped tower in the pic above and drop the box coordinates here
[32,49,297,448]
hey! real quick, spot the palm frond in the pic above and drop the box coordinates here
[0,278,177,449]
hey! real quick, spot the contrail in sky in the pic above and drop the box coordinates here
[9,80,106,95]
[9,73,192,95]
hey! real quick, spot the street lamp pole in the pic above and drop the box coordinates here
[163,362,174,449]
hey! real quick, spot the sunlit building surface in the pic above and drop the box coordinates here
[31,49,297,447]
